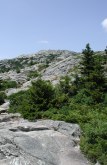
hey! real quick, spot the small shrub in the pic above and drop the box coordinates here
[0,80,18,91]
[16,68,20,73]
[28,71,40,79]
[0,92,6,105]
[74,88,93,105]
[38,64,48,71]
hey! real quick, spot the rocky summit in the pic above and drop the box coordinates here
[0,50,79,85]
[0,50,80,96]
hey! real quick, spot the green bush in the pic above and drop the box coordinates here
[27,70,40,79]
[52,93,69,109]
[16,68,20,73]
[80,118,107,164]
[9,79,55,120]
[59,75,77,96]
[0,92,6,105]
[29,79,55,111]
[38,64,48,71]
[73,88,94,105]
[0,80,17,91]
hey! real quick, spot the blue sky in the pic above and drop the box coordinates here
[0,0,107,59]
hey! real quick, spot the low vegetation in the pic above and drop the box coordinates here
[6,44,107,164]
[0,79,18,105]
[0,91,6,105]
[27,70,40,79]
[0,80,18,90]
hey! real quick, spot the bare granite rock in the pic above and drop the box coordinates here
[0,50,79,85]
[0,113,91,165]
[0,102,10,114]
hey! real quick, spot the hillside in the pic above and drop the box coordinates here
[0,50,80,96]
[0,50,92,165]
[0,50,78,81]
[0,47,107,165]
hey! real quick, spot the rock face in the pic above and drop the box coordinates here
[0,50,81,96]
[0,113,91,165]
[0,50,79,84]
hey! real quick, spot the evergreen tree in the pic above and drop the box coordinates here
[59,75,77,96]
[29,78,55,111]
[80,43,94,79]
[78,44,106,103]
[105,46,107,55]
[0,80,6,105]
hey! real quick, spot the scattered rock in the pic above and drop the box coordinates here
[0,102,10,109]
[95,162,101,165]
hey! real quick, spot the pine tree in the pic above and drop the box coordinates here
[105,46,107,55]
[29,78,55,111]
[78,44,106,103]
[80,43,94,79]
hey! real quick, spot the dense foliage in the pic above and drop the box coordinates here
[0,80,17,90]
[0,57,35,73]
[8,44,107,165]
[0,91,6,105]
[27,70,40,79]
[0,80,17,104]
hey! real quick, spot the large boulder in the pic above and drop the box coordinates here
[0,114,91,165]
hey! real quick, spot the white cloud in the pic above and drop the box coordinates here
[38,40,49,44]
[101,18,107,32]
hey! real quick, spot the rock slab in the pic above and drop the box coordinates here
[0,114,91,165]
